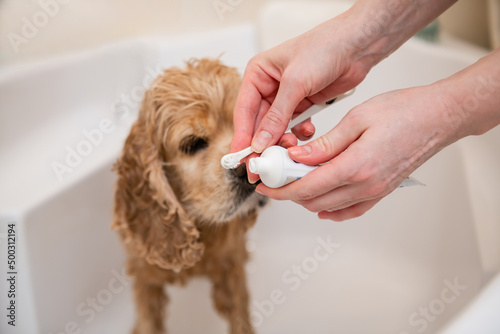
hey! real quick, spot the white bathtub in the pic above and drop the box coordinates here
[1,15,500,334]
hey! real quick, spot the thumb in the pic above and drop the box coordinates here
[251,75,304,153]
[288,120,365,165]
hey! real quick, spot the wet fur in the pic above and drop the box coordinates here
[112,58,266,334]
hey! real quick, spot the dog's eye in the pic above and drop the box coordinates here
[180,136,208,155]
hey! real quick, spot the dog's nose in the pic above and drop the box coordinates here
[230,163,260,189]
[232,163,248,179]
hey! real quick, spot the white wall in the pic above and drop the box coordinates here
[0,0,495,67]
[440,0,491,49]
[0,0,268,65]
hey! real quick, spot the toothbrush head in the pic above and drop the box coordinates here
[221,155,241,169]
[220,146,255,169]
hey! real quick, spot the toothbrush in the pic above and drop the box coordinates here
[221,146,254,169]
[221,88,356,169]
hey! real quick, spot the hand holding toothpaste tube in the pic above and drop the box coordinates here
[232,0,500,221]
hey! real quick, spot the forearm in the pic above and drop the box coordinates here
[233,0,460,154]
[436,47,500,142]
[340,0,457,69]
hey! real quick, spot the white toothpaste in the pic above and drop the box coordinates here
[249,146,316,188]
[249,145,425,189]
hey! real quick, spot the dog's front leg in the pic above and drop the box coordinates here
[210,259,255,334]
[131,278,168,334]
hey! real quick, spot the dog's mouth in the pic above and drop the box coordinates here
[222,163,267,218]
[232,164,257,198]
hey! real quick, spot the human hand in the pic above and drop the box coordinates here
[230,0,458,156]
[230,15,371,157]
[230,0,461,184]
[254,85,459,221]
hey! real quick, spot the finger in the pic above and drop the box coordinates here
[231,60,278,153]
[244,152,261,184]
[288,109,367,165]
[293,98,315,115]
[254,158,349,201]
[317,198,381,221]
[307,77,362,105]
[294,183,357,213]
[231,83,262,153]
[251,71,306,153]
[291,120,315,141]
[248,170,261,184]
[296,185,378,213]
[253,98,273,134]
[278,133,298,148]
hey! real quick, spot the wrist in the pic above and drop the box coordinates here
[341,0,457,69]
[437,49,500,139]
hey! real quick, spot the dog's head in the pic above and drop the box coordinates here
[113,58,266,271]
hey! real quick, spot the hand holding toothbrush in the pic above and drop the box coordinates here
[231,0,500,221]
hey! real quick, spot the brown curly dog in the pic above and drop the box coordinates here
[112,58,267,334]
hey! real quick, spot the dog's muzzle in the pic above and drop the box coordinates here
[231,163,258,188]
[226,163,267,215]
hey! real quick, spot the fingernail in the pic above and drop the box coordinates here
[289,145,312,157]
[251,130,272,153]
[279,139,293,148]
[303,127,315,137]
[248,172,259,184]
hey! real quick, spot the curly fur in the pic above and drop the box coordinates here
[112,58,266,334]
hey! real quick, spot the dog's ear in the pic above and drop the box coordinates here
[112,91,204,272]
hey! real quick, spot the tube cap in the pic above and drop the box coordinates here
[249,157,269,174]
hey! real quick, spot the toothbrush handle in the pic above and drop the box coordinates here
[286,88,356,131]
